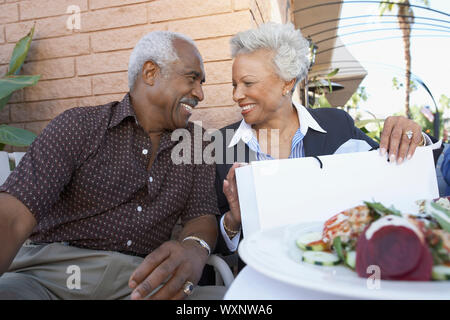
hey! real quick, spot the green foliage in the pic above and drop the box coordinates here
[408,94,449,141]
[0,25,40,150]
[379,0,396,16]
[345,87,383,142]
[312,84,384,142]
[0,75,40,100]
[379,0,429,16]
[392,76,417,92]
[0,125,38,147]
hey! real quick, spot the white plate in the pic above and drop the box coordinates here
[238,222,450,300]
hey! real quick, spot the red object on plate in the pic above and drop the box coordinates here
[355,224,433,281]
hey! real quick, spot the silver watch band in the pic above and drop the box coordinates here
[182,236,211,256]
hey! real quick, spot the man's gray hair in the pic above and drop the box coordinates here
[230,22,310,89]
[128,30,196,90]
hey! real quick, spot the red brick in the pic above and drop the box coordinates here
[0,64,7,76]
[0,3,18,24]
[24,77,92,101]
[148,0,231,22]
[92,72,128,95]
[10,100,75,122]
[233,0,252,10]
[76,93,125,107]
[24,120,50,135]
[20,0,88,20]
[204,60,232,85]
[90,23,167,53]
[6,16,73,43]
[22,57,75,81]
[10,94,126,122]
[27,34,90,61]
[81,4,147,32]
[195,37,232,62]
[0,43,14,64]
[0,25,4,44]
[197,83,235,108]
[0,104,9,123]
[168,11,255,40]
[89,0,149,10]
[190,105,242,129]
[76,50,131,76]
[8,89,23,103]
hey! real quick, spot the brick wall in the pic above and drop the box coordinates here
[0,0,272,151]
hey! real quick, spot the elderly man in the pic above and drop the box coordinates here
[0,31,223,300]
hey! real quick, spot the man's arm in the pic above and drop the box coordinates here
[0,193,36,275]
[128,215,217,300]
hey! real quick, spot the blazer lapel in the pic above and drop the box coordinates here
[303,129,328,157]
[303,109,328,157]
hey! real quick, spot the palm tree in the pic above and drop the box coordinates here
[379,0,429,119]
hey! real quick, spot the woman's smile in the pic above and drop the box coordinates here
[240,104,257,115]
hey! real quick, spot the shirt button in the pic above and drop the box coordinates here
[127,240,132,247]
[149,176,153,183]
[137,206,142,212]
[142,149,148,155]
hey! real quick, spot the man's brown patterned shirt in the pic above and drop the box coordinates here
[0,94,219,256]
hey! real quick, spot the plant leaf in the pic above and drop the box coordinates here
[326,68,339,78]
[0,125,37,147]
[8,25,35,76]
[0,75,40,100]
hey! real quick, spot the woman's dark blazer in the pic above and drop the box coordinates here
[213,107,443,261]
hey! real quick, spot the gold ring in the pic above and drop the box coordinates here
[183,281,194,296]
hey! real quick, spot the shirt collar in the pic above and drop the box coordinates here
[108,93,139,128]
[227,101,326,148]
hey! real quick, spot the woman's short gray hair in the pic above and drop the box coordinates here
[230,22,310,89]
[128,31,196,90]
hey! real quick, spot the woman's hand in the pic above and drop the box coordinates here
[379,116,424,164]
[223,162,248,231]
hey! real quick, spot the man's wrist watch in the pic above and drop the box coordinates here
[182,236,211,256]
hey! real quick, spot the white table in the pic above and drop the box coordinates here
[224,266,351,300]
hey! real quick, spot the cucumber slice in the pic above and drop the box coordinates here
[302,251,341,266]
[345,251,356,269]
[296,232,326,251]
[431,265,450,281]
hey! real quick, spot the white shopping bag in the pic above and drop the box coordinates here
[235,147,439,238]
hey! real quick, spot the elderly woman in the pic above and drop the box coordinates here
[214,22,439,259]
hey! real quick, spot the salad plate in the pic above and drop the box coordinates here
[238,218,450,300]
